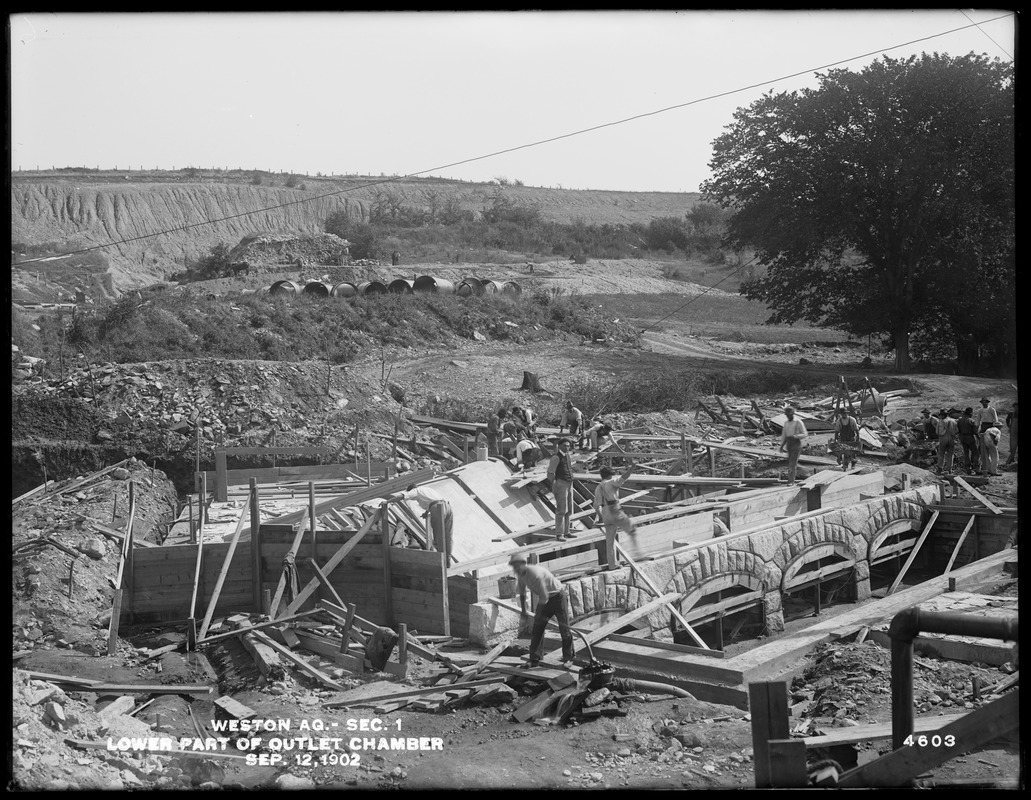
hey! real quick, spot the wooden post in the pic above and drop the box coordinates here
[463,437,470,464]
[398,623,408,667]
[339,602,357,654]
[186,512,205,651]
[354,427,360,473]
[680,433,687,474]
[749,681,790,788]
[214,449,228,502]
[709,446,717,477]
[740,463,746,479]
[686,441,694,474]
[263,588,272,615]
[366,442,373,487]
[188,496,195,543]
[249,478,262,613]
[309,481,317,567]
[195,426,201,480]
[392,418,398,459]
[200,472,208,525]
[381,504,393,626]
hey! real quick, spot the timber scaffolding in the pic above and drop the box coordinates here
[113,419,1016,706]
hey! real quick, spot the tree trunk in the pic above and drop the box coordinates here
[893,328,911,372]
[521,371,543,392]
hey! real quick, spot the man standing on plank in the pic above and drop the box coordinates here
[393,484,453,561]
[779,406,808,485]
[546,438,576,540]
[593,465,638,570]
[509,553,574,667]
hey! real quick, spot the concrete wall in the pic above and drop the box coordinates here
[467,484,939,646]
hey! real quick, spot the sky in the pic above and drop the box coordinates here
[8,10,1015,193]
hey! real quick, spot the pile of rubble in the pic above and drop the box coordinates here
[790,639,1013,735]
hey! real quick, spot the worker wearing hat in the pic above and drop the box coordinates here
[546,438,576,540]
[833,407,860,471]
[594,464,638,570]
[558,401,583,439]
[957,407,980,474]
[508,553,574,667]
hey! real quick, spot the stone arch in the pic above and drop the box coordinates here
[677,571,766,615]
[773,520,860,570]
[781,541,857,591]
[667,545,773,596]
[569,606,625,627]
[867,517,923,565]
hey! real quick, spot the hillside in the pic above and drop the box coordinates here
[10,171,702,291]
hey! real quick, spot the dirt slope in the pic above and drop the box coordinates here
[10,173,700,289]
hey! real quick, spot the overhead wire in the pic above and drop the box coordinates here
[12,11,1014,268]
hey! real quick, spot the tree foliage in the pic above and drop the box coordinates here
[702,53,1014,372]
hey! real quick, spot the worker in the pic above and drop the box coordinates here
[581,419,614,452]
[779,406,808,485]
[513,433,542,470]
[391,250,400,266]
[509,553,574,667]
[558,401,583,440]
[936,409,959,474]
[957,407,980,474]
[502,414,527,441]
[974,397,999,472]
[832,408,860,470]
[1005,402,1018,465]
[511,405,536,435]
[486,409,507,458]
[982,425,1002,477]
[919,408,939,442]
[393,484,453,560]
[593,465,638,570]
[546,438,575,540]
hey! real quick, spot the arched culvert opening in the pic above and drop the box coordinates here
[331,282,357,298]
[388,279,414,295]
[414,276,456,294]
[867,518,924,593]
[482,279,503,294]
[675,573,766,651]
[269,280,303,297]
[456,278,485,297]
[500,281,521,296]
[357,281,388,296]
[302,281,332,298]
[781,543,858,622]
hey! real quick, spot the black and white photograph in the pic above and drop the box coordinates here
[9,10,1017,790]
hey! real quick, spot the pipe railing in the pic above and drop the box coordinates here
[888,607,1018,749]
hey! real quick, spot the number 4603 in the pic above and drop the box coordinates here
[903,734,956,747]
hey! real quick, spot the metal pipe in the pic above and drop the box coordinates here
[302,281,332,297]
[269,280,303,296]
[456,277,484,297]
[388,279,414,295]
[357,280,388,296]
[414,276,455,294]
[611,677,692,698]
[889,607,1018,749]
[331,281,357,298]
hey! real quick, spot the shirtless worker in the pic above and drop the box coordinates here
[509,553,574,667]
[593,464,638,570]
[558,401,584,441]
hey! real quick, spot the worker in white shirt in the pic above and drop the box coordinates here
[593,465,638,570]
[974,397,999,474]
[936,409,959,474]
[392,484,453,560]
[512,433,542,470]
[558,401,584,439]
[779,407,809,485]
[509,553,574,666]
[582,419,614,452]
[511,405,536,435]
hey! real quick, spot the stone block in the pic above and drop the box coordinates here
[468,602,520,648]
[615,583,628,610]
[567,581,584,619]
[604,585,618,610]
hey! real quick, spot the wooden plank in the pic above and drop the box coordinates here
[802,713,968,748]
[767,738,808,787]
[541,592,679,664]
[614,542,709,649]
[837,690,1019,787]
[944,515,977,574]
[954,476,1003,515]
[197,492,251,640]
[750,681,790,788]
[217,446,334,458]
[269,509,310,619]
[282,507,381,617]
[326,677,501,709]
[381,502,394,625]
[606,633,725,659]
[887,511,939,595]
[196,608,323,646]
[271,468,436,528]
[459,639,513,681]
[250,631,347,691]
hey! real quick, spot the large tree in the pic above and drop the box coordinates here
[702,53,1014,371]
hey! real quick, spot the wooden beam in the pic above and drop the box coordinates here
[490,491,650,542]
[381,502,393,625]
[306,559,348,610]
[613,542,709,649]
[944,514,978,574]
[606,632,724,658]
[282,508,381,617]
[750,681,790,788]
[197,608,323,646]
[887,511,939,595]
[216,446,334,457]
[953,476,1003,515]
[249,479,262,611]
[197,490,251,640]
[452,474,515,534]
[325,678,501,709]
[541,592,679,664]
[459,639,513,681]
[269,508,310,619]
[250,631,348,691]
[837,690,1019,787]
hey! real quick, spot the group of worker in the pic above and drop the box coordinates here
[918,397,1015,477]
[485,401,615,467]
